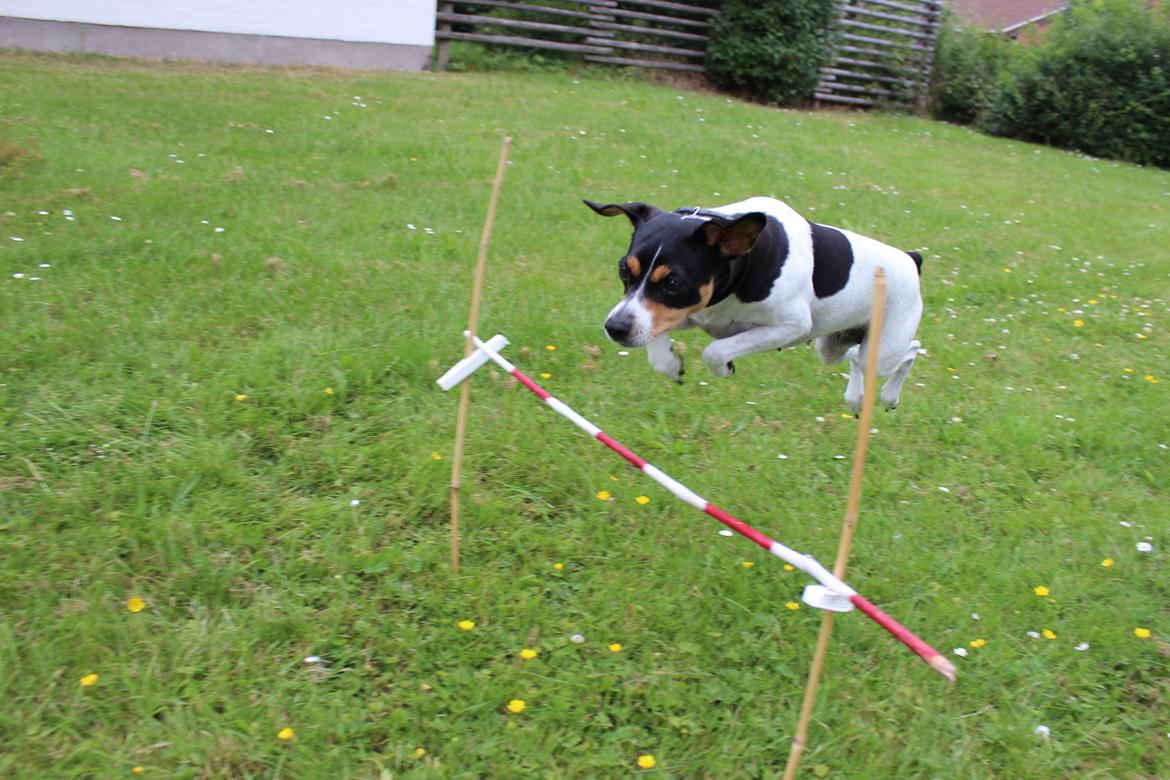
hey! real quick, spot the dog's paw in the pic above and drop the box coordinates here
[649,346,684,383]
[844,392,863,417]
[702,344,736,378]
[707,359,735,378]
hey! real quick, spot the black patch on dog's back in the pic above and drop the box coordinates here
[810,224,854,298]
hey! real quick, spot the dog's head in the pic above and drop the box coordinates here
[585,199,767,346]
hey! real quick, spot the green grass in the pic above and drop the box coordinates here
[1,50,1167,779]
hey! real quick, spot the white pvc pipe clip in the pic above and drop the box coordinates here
[801,584,855,613]
[436,333,510,391]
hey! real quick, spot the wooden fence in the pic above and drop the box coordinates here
[434,0,941,111]
[433,0,717,72]
[816,0,943,111]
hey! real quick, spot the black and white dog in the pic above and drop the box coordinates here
[586,196,923,413]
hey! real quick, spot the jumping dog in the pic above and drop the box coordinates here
[586,196,923,413]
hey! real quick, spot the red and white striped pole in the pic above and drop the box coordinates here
[438,334,955,683]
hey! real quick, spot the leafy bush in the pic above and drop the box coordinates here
[706,0,841,106]
[980,0,1170,168]
[929,22,1016,124]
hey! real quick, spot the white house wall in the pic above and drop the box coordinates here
[0,0,437,69]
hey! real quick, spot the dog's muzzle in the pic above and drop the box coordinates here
[604,315,633,344]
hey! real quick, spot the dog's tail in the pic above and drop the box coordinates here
[906,250,924,275]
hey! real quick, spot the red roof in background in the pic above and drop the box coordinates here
[949,0,1067,32]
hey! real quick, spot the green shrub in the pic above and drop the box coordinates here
[929,22,1016,124]
[980,0,1170,168]
[706,0,841,106]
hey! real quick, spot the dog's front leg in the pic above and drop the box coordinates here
[646,333,684,382]
[703,321,810,377]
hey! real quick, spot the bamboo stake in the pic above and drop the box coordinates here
[449,135,512,571]
[782,268,888,780]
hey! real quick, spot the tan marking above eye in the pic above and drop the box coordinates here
[625,255,642,278]
[650,265,672,283]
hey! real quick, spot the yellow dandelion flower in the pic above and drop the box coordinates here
[132,767,144,774]
[414,747,427,758]
[609,475,619,481]
[1034,585,1050,597]
[1145,375,1158,384]
[635,495,650,505]
[1042,629,1056,640]
[506,699,526,714]
[638,754,657,769]
[783,564,795,571]
[431,451,442,461]
[545,345,557,351]
[553,562,564,570]
[608,643,623,653]
[127,596,146,613]
[1102,558,1114,568]
[1003,267,1012,273]
[458,620,475,631]
[234,394,247,402]
[277,727,294,741]
[840,413,852,419]
[1124,367,1134,373]
[1134,628,1152,639]
[80,673,99,687]
[785,601,801,611]
[969,638,988,649]
[597,490,610,501]
[520,648,538,660]
[1073,320,1084,328]
[740,561,754,569]
[324,387,334,395]
[1136,333,1148,340]
[540,372,552,379]
[1088,299,1098,305]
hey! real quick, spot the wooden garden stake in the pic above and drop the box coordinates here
[449,135,511,571]
[782,268,889,780]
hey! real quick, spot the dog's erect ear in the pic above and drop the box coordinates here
[695,212,768,257]
[583,199,662,226]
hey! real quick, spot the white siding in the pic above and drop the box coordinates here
[0,0,435,46]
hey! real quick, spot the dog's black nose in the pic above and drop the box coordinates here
[605,318,632,343]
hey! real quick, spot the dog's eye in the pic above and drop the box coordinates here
[619,263,631,284]
[663,277,684,294]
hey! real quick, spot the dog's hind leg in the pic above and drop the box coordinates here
[843,344,866,416]
[879,340,920,410]
[843,334,920,414]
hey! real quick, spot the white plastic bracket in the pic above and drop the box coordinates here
[801,584,855,613]
[436,334,510,391]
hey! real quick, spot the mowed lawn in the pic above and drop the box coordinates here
[0,51,1167,779]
